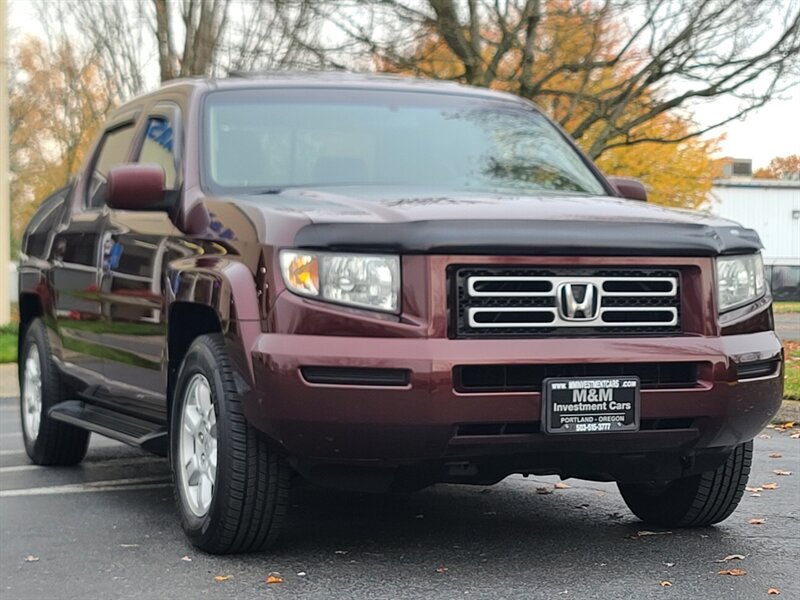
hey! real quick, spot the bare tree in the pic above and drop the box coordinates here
[322,0,800,158]
[35,0,323,101]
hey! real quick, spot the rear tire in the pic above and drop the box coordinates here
[170,334,292,554]
[618,441,752,528]
[19,319,90,465]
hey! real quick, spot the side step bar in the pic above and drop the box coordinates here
[49,400,168,456]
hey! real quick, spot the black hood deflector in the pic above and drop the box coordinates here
[294,220,762,256]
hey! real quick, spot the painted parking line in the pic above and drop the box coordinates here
[0,455,166,474]
[0,476,171,498]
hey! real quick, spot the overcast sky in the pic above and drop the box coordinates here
[695,92,800,168]
[8,1,800,170]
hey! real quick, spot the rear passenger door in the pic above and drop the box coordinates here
[51,122,137,388]
[100,103,183,422]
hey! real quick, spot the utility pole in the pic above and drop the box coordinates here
[0,0,9,323]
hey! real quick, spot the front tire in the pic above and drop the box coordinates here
[618,441,752,528]
[170,334,291,554]
[20,319,90,465]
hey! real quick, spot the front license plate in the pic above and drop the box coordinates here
[542,376,640,434]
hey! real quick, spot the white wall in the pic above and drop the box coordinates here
[711,183,800,265]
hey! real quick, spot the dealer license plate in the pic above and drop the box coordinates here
[542,376,640,434]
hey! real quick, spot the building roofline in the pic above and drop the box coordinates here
[713,178,800,189]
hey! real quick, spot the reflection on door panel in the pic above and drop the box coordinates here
[100,233,169,421]
[109,239,162,324]
[51,229,105,383]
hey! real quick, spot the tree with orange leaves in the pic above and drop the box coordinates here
[8,36,116,252]
[754,155,800,180]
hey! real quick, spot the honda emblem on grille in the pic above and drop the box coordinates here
[558,282,599,320]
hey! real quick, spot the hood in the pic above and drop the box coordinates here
[217,186,762,257]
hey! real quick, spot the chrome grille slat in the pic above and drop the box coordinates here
[451,267,681,338]
[468,307,557,328]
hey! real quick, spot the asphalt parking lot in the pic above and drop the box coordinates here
[0,392,798,600]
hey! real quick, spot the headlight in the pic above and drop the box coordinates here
[279,250,400,313]
[716,253,766,312]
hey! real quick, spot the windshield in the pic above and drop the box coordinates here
[203,88,606,196]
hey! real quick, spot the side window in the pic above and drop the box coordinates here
[87,124,136,208]
[139,117,177,188]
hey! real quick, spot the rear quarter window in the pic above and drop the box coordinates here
[23,186,70,259]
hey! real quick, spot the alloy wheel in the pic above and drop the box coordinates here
[22,344,42,441]
[178,374,218,517]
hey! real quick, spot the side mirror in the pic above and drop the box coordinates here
[106,164,166,210]
[607,176,647,202]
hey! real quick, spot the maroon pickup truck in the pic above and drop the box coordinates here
[17,74,783,553]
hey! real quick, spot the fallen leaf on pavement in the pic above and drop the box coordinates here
[265,574,283,584]
[769,453,782,458]
[718,569,747,576]
[554,482,571,489]
[181,556,192,562]
[762,483,779,490]
[766,424,776,429]
[663,562,675,567]
[772,469,792,476]
[759,434,771,439]
[660,581,672,587]
[435,566,448,574]
[791,432,800,439]
[24,555,39,562]
[716,554,745,562]
[536,487,553,495]
[746,486,763,492]
[637,530,672,536]
[751,493,762,497]
[749,518,766,525]
[214,576,231,582]
[768,588,781,595]
[297,572,307,577]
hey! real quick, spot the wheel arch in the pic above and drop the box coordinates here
[165,257,262,420]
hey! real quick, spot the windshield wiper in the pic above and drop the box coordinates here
[245,182,375,195]
[247,187,284,195]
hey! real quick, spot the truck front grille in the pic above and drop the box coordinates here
[454,362,700,393]
[450,266,681,338]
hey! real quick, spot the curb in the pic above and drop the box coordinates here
[0,363,18,398]
[773,399,800,424]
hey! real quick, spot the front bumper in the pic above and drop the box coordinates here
[245,330,783,473]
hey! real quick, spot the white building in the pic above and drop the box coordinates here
[710,160,800,300]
